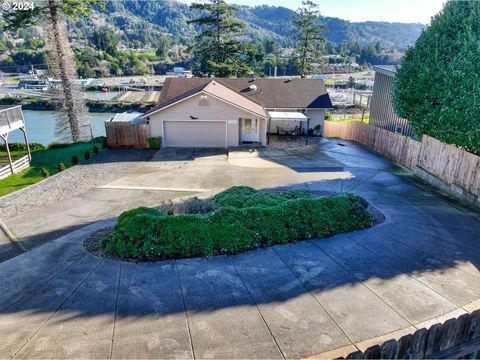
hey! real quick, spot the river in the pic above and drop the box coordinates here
[8,110,117,145]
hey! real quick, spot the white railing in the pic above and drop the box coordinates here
[0,105,24,134]
[0,155,30,180]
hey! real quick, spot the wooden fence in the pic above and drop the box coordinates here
[105,122,148,149]
[0,155,30,180]
[324,121,480,200]
[343,310,480,359]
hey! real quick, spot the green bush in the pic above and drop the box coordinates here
[103,187,371,261]
[212,186,313,209]
[58,163,66,172]
[91,136,107,149]
[41,167,50,178]
[84,151,90,160]
[325,111,332,121]
[93,146,99,154]
[71,155,79,165]
[392,1,480,154]
[147,136,161,150]
[48,142,71,149]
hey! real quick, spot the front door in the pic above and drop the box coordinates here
[241,118,259,142]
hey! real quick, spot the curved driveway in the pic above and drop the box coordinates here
[0,139,479,359]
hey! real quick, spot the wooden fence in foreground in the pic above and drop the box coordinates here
[344,310,480,359]
[324,121,480,198]
[105,122,148,149]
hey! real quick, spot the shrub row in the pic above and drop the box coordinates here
[0,142,45,151]
[103,188,371,261]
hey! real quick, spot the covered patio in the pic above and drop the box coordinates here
[0,106,31,179]
[267,111,312,146]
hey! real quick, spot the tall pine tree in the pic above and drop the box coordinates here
[293,0,325,78]
[188,0,250,77]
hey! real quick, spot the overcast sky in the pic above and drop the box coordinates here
[178,0,446,24]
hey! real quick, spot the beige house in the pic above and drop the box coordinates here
[141,77,333,148]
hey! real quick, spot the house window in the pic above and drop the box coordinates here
[243,118,257,134]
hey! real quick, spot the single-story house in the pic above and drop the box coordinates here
[140,77,333,148]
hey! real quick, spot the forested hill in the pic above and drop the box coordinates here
[91,0,424,51]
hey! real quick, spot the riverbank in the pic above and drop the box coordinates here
[0,97,155,113]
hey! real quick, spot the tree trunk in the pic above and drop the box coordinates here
[47,0,86,142]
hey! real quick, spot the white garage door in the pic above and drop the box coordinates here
[163,121,226,148]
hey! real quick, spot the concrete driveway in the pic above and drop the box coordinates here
[0,139,479,358]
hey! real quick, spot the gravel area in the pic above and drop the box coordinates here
[0,149,156,219]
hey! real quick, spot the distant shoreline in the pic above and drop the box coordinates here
[0,97,155,113]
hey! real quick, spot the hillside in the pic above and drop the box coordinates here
[0,0,425,77]
[82,1,424,51]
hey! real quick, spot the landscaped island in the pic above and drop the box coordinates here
[102,186,373,261]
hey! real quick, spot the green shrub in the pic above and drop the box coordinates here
[0,142,45,151]
[71,155,79,165]
[48,142,71,149]
[58,163,66,172]
[93,146,99,154]
[392,1,480,154]
[212,186,313,209]
[103,187,371,261]
[91,136,107,149]
[147,136,161,150]
[325,111,332,121]
[41,167,50,178]
[84,151,90,160]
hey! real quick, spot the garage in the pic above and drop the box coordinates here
[163,120,226,148]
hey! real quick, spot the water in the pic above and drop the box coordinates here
[8,110,117,145]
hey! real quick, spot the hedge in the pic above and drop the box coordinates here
[0,142,45,151]
[392,1,480,154]
[102,187,372,261]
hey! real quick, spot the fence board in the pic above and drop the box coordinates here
[0,155,30,180]
[105,122,148,149]
[342,310,480,359]
[323,121,479,198]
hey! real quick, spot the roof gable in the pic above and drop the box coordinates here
[144,80,267,118]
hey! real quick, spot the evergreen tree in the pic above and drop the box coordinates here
[155,35,170,60]
[188,0,250,77]
[292,0,325,77]
[91,27,119,55]
[393,0,480,153]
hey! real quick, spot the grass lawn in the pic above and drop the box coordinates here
[2,77,19,83]
[0,142,102,197]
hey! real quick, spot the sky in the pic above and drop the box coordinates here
[179,0,446,24]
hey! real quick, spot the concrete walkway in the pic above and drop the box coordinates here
[0,140,479,358]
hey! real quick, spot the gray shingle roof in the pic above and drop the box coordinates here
[145,77,333,116]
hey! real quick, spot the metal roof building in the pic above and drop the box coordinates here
[370,65,415,137]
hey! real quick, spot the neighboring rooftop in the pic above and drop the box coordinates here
[373,65,397,77]
[145,77,333,116]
